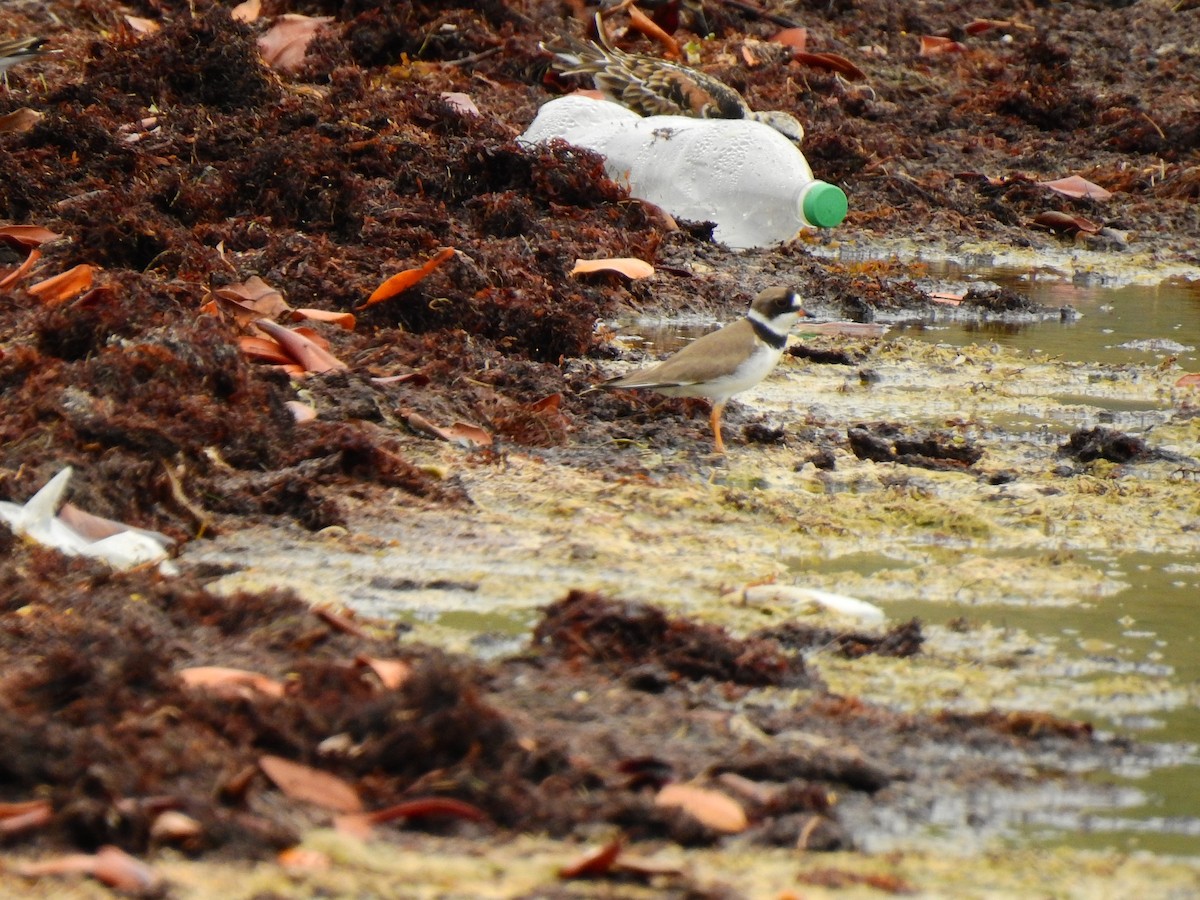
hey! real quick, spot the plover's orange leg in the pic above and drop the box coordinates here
[709,401,727,454]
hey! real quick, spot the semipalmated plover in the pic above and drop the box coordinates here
[0,37,52,74]
[599,286,807,453]
[541,17,805,143]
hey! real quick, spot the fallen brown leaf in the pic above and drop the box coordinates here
[312,605,370,638]
[259,14,334,73]
[231,0,262,23]
[28,264,94,304]
[238,335,293,365]
[14,846,162,895]
[570,257,655,279]
[558,837,622,879]
[333,797,490,839]
[255,319,349,373]
[0,248,41,288]
[655,784,748,833]
[355,655,413,690]
[213,276,292,324]
[0,224,62,248]
[771,27,807,53]
[259,755,363,813]
[627,4,679,57]
[1031,210,1101,234]
[178,666,286,699]
[0,800,52,837]
[1040,175,1113,201]
[402,410,493,447]
[292,307,357,330]
[0,107,43,134]
[793,51,867,80]
[440,92,480,116]
[1175,373,1200,387]
[920,35,968,55]
[360,247,457,308]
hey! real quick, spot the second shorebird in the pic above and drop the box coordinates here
[599,286,807,454]
[0,37,52,74]
[541,18,804,144]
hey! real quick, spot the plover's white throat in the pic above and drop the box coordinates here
[599,286,806,453]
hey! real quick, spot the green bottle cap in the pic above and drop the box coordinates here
[802,182,848,228]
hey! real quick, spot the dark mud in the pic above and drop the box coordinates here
[0,0,1196,881]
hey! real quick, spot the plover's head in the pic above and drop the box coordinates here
[751,110,805,144]
[749,286,806,331]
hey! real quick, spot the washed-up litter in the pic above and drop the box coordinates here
[743,584,887,623]
[0,467,175,572]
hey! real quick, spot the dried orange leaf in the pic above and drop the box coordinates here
[361,248,457,308]
[627,4,679,58]
[238,335,292,365]
[570,257,655,279]
[655,784,748,833]
[920,35,968,55]
[558,837,622,879]
[0,107,43,134]
[259,755,363,813]
[356,655,413,690]
[0,248,40,288]
[293,307,357,330]
[1175,373,1200,388]
[179,666,286,699]
[259,14,334,73]
[231,0,262,23]
[28,264,94,304]
[403,410,493,447]
[771,27,808,53]
[793,51,867,80]
[1040,175,1112,201]
[255,319,348,373]
[0,224,62,247]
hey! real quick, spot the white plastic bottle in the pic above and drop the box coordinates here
[519,95,847,250]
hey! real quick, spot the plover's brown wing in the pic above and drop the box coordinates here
[604,319,760,390]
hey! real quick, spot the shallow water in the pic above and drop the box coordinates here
[624,270,1200,857]
[901,265,1200,372]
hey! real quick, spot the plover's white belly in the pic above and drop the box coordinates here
[658,345,783,402]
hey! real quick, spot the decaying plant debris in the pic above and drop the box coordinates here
[1,0,1198,893]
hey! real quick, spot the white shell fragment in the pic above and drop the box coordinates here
[0,466,175,572]
[743,584,886,624]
